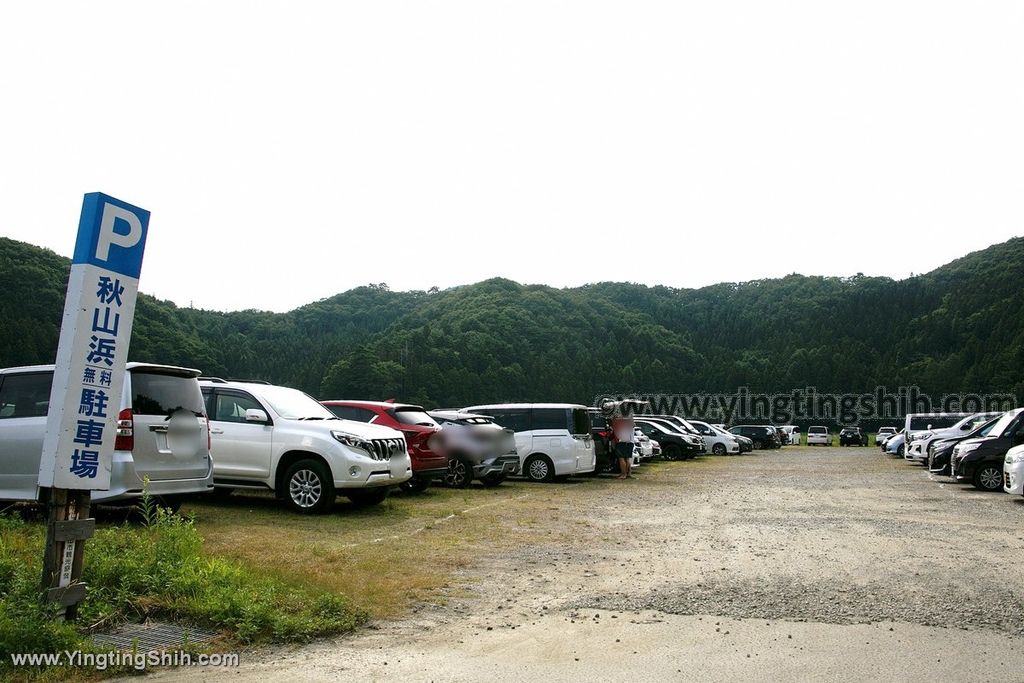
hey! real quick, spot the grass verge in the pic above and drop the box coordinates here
[0,505,366,681]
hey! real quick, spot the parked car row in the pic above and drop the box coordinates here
[0,362,799,516]
[883,409,1024,499]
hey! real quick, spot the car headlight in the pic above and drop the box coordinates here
[958,443,981,455]
[1008,451,1024,464]
[331,430,374,454]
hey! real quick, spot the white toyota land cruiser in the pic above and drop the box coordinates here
[200,379,411,513]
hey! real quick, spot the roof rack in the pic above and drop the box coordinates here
[228,378,272,385]
[198,376,227,383]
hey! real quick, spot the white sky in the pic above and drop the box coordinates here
[1,2,1022,313]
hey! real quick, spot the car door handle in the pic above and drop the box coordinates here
[149,425,169,433]
[210,428,224,435]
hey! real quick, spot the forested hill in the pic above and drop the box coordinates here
[1,235,1022,408]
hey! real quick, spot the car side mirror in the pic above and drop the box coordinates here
[245,408,269,423]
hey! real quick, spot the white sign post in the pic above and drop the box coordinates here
[39,192,149,618]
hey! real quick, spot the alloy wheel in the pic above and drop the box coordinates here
[528,458,550,481]
[289,468,322,509]
[977,467,1002,491]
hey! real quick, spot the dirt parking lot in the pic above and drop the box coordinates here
[142,447,1024,682]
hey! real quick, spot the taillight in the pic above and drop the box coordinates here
[114,408,134,451]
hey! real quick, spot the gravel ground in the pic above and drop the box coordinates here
[136,447,1024,682]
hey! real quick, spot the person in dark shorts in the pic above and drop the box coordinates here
[611,413,635,479]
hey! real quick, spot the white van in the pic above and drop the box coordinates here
[807,426,832,446]
[0,363,214,508]
[464,403,596,482]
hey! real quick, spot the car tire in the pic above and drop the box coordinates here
[897,444,905,457]
[346,487,390,507]
[209,487,234,500]
[712,443,726,456]
[524,455,555,482]
[973,466,1003,492]
[154,495,183,514]
[480,473,506,487]
[753,440,764,449]
[284,459,335,514]
[444,457,474,488]
[399,477,430,494]
[664,444,682,461]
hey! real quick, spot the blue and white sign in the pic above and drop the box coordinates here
[38,193,149,490]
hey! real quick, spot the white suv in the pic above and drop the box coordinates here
[200,379,411,513]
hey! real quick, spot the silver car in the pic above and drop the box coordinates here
[0,363,214,506]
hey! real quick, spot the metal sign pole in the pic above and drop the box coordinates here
[38,192,150,619]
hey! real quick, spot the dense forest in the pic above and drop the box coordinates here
[1,236,1022,419]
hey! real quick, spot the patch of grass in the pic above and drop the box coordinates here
[186,480,582,619]
[1,504,367,681]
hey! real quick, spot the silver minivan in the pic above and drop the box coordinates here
[0,363,214,506]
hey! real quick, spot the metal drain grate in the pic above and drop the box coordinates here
[92,621,218,650]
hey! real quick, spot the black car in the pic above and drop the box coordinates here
[728,425,781,449]
[928,416,1001,475]
[734,434,754,453]
[950,408,1024,491]
[839,427,868,446]
[635,418,702,460]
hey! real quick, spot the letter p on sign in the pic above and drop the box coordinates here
[96,204,144,262]
[72,193,150,279]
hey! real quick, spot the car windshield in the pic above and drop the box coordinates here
[258,385,337,420]
[977,418,1000,437]
[984,410,1019,438]
[391,408,438,427]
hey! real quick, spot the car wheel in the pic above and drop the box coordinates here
[480,473,506,487]
[444,458,473,488]
[399,477,430,494]
[284,459,335,514]
[209,487,234,500]
[346,487,390,507]
[663,444,682,461]
[973,466,1003,492]
[897,444,905,456]
[524,455,555,482]
[712,443,726,456]
[752,440,763,449]
[154,495,183,514]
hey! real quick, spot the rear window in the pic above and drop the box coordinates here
[572,408,590,435]
[0,372,52,418]
[131,372,205,417]
[326,405,377,422]
[391,408,438,427]
[532,408,570,431]
[589,411,607,429]
[809,426,827,434]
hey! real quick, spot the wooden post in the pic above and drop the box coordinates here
[40,487,94,620]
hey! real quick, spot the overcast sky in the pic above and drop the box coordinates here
[1,2,1021,313]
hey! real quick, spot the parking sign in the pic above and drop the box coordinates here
[38,193,150,490]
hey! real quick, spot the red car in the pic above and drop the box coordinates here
[321,400,447,493]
